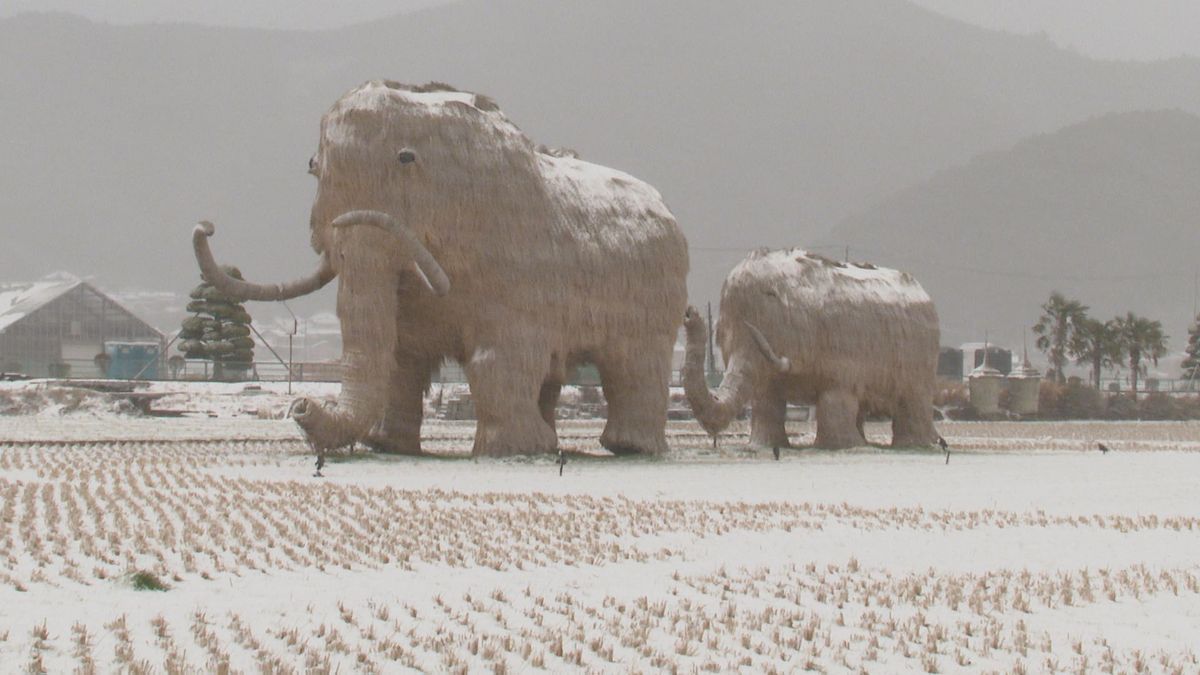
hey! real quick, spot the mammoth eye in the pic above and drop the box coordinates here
[307,155,318,176]
[397,149,417,165]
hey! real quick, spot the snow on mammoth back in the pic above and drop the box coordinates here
[319,80,679,249]
[324,80,525,148]
[726,248,933,308]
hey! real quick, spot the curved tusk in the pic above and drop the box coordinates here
[193,221,336,301]
[331,210,450,297]
[745,321,791,373]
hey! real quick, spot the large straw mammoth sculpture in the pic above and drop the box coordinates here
[193,80,689,456]
[683,249,939,449]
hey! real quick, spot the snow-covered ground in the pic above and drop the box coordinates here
[2,391,1200,672]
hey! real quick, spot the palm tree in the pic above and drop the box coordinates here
[1113,312,1168,397]
[1070,318,1121,390]
[1182,314,1200,384]
[1032,292,1089,384]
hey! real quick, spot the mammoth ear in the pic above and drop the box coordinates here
[472,94,500,111]
[443,101,481,117]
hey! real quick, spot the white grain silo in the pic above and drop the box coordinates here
[968,340,1005,416]
[1006,346,1041,416]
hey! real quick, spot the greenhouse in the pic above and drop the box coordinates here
[0,273,164,378]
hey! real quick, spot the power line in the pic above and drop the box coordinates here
[690,241,1191,283]
[916,260,1190,282]
[688,244,846,253]
[902,259,1188,283]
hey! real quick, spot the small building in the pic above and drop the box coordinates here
[0,273,165,378]
[937,347,964,381]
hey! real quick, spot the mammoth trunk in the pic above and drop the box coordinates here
[291,228,400,452]
[192,221,335,301]
[681,308,754,437]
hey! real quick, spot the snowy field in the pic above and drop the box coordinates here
[2,394,1200,672]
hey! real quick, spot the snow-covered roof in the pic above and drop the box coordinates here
[969,362,1004,378]
[0,273,83,333]
[1008,359,1041,379]
[0,273,164,340]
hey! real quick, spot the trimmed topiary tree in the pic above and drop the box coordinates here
[178,266,255,380]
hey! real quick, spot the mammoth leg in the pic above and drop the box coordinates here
[890,388,938,448]
[596,339,672,455]
[538,382,562,431]
[749,378,790,449]
[365,353,433,455]
[815,388,867,450]
[288,213,445,453]
[465,342,558,457]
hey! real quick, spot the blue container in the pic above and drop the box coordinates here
[104,341,160,379]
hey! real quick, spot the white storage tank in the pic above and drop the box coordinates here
[1006,354,1041,416]
[969,359,1005,416]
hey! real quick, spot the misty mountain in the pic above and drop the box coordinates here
[2,0,1200,328]
[825,109,1200,351]
[907,0,1200,61]
[0,0,447,30]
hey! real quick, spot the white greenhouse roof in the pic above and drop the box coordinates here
[0,272,83,333]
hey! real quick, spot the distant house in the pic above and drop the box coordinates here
[937,344,1016,382]
[937,347,965,381]
[0,273,165,378]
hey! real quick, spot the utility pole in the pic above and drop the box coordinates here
[706,301,716,378]
[282,302,298,395]
[844,245,849,263]
[288,332,294,393]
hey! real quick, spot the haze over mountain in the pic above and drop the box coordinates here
[0,0,446,30]
[3,0,1192,62]
[2,0,1199,349]
[826,110,1200,352]
[908,0,1200,61]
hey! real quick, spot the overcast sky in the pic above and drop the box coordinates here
[2,0,1196,61]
